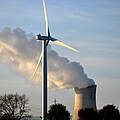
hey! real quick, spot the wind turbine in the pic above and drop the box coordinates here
[33,0,79,119]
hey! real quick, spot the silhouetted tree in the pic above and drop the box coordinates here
[78,108,100,120]
[0,93,31,120]
[47,103,70,120]
[99,104,120,120]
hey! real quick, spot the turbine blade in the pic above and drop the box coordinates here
[48,27,50,37]
[53,40,80,53]
[46,27,50,45]
[43,0,49,36]
[32,52,42,79]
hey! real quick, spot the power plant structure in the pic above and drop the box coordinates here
[72,85,97,120]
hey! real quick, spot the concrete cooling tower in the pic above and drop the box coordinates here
[72,85,97,120]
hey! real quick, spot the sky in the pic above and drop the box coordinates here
[0,0,120,116]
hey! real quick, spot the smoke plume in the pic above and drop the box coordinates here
[0,27,95,89]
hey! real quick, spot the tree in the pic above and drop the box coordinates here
[0,93,31,120]
[47,103,70,120]
[78,108,100,120]
[99,104,120,120]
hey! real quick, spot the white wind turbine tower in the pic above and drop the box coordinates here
[33,0,79,120]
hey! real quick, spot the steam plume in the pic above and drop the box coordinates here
[0,27,95,89]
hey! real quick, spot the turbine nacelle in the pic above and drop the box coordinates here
[36,34,49,40]
[36,34,57,41]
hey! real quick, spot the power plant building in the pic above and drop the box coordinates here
[72,85,97,120]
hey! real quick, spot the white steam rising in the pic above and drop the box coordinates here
[0,27,95,89]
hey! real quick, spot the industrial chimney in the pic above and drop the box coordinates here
[72,85,97,120]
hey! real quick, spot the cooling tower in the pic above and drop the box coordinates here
[72,85,97,120]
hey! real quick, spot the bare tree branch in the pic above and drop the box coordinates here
[0,94,31,120]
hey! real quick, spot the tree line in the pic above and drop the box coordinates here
[0,93,120,120]
[78,105,120,120]
[47,104,120,120]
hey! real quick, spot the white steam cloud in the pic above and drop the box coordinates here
[0,27,95,89]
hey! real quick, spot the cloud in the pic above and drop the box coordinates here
[0,27,95,89]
